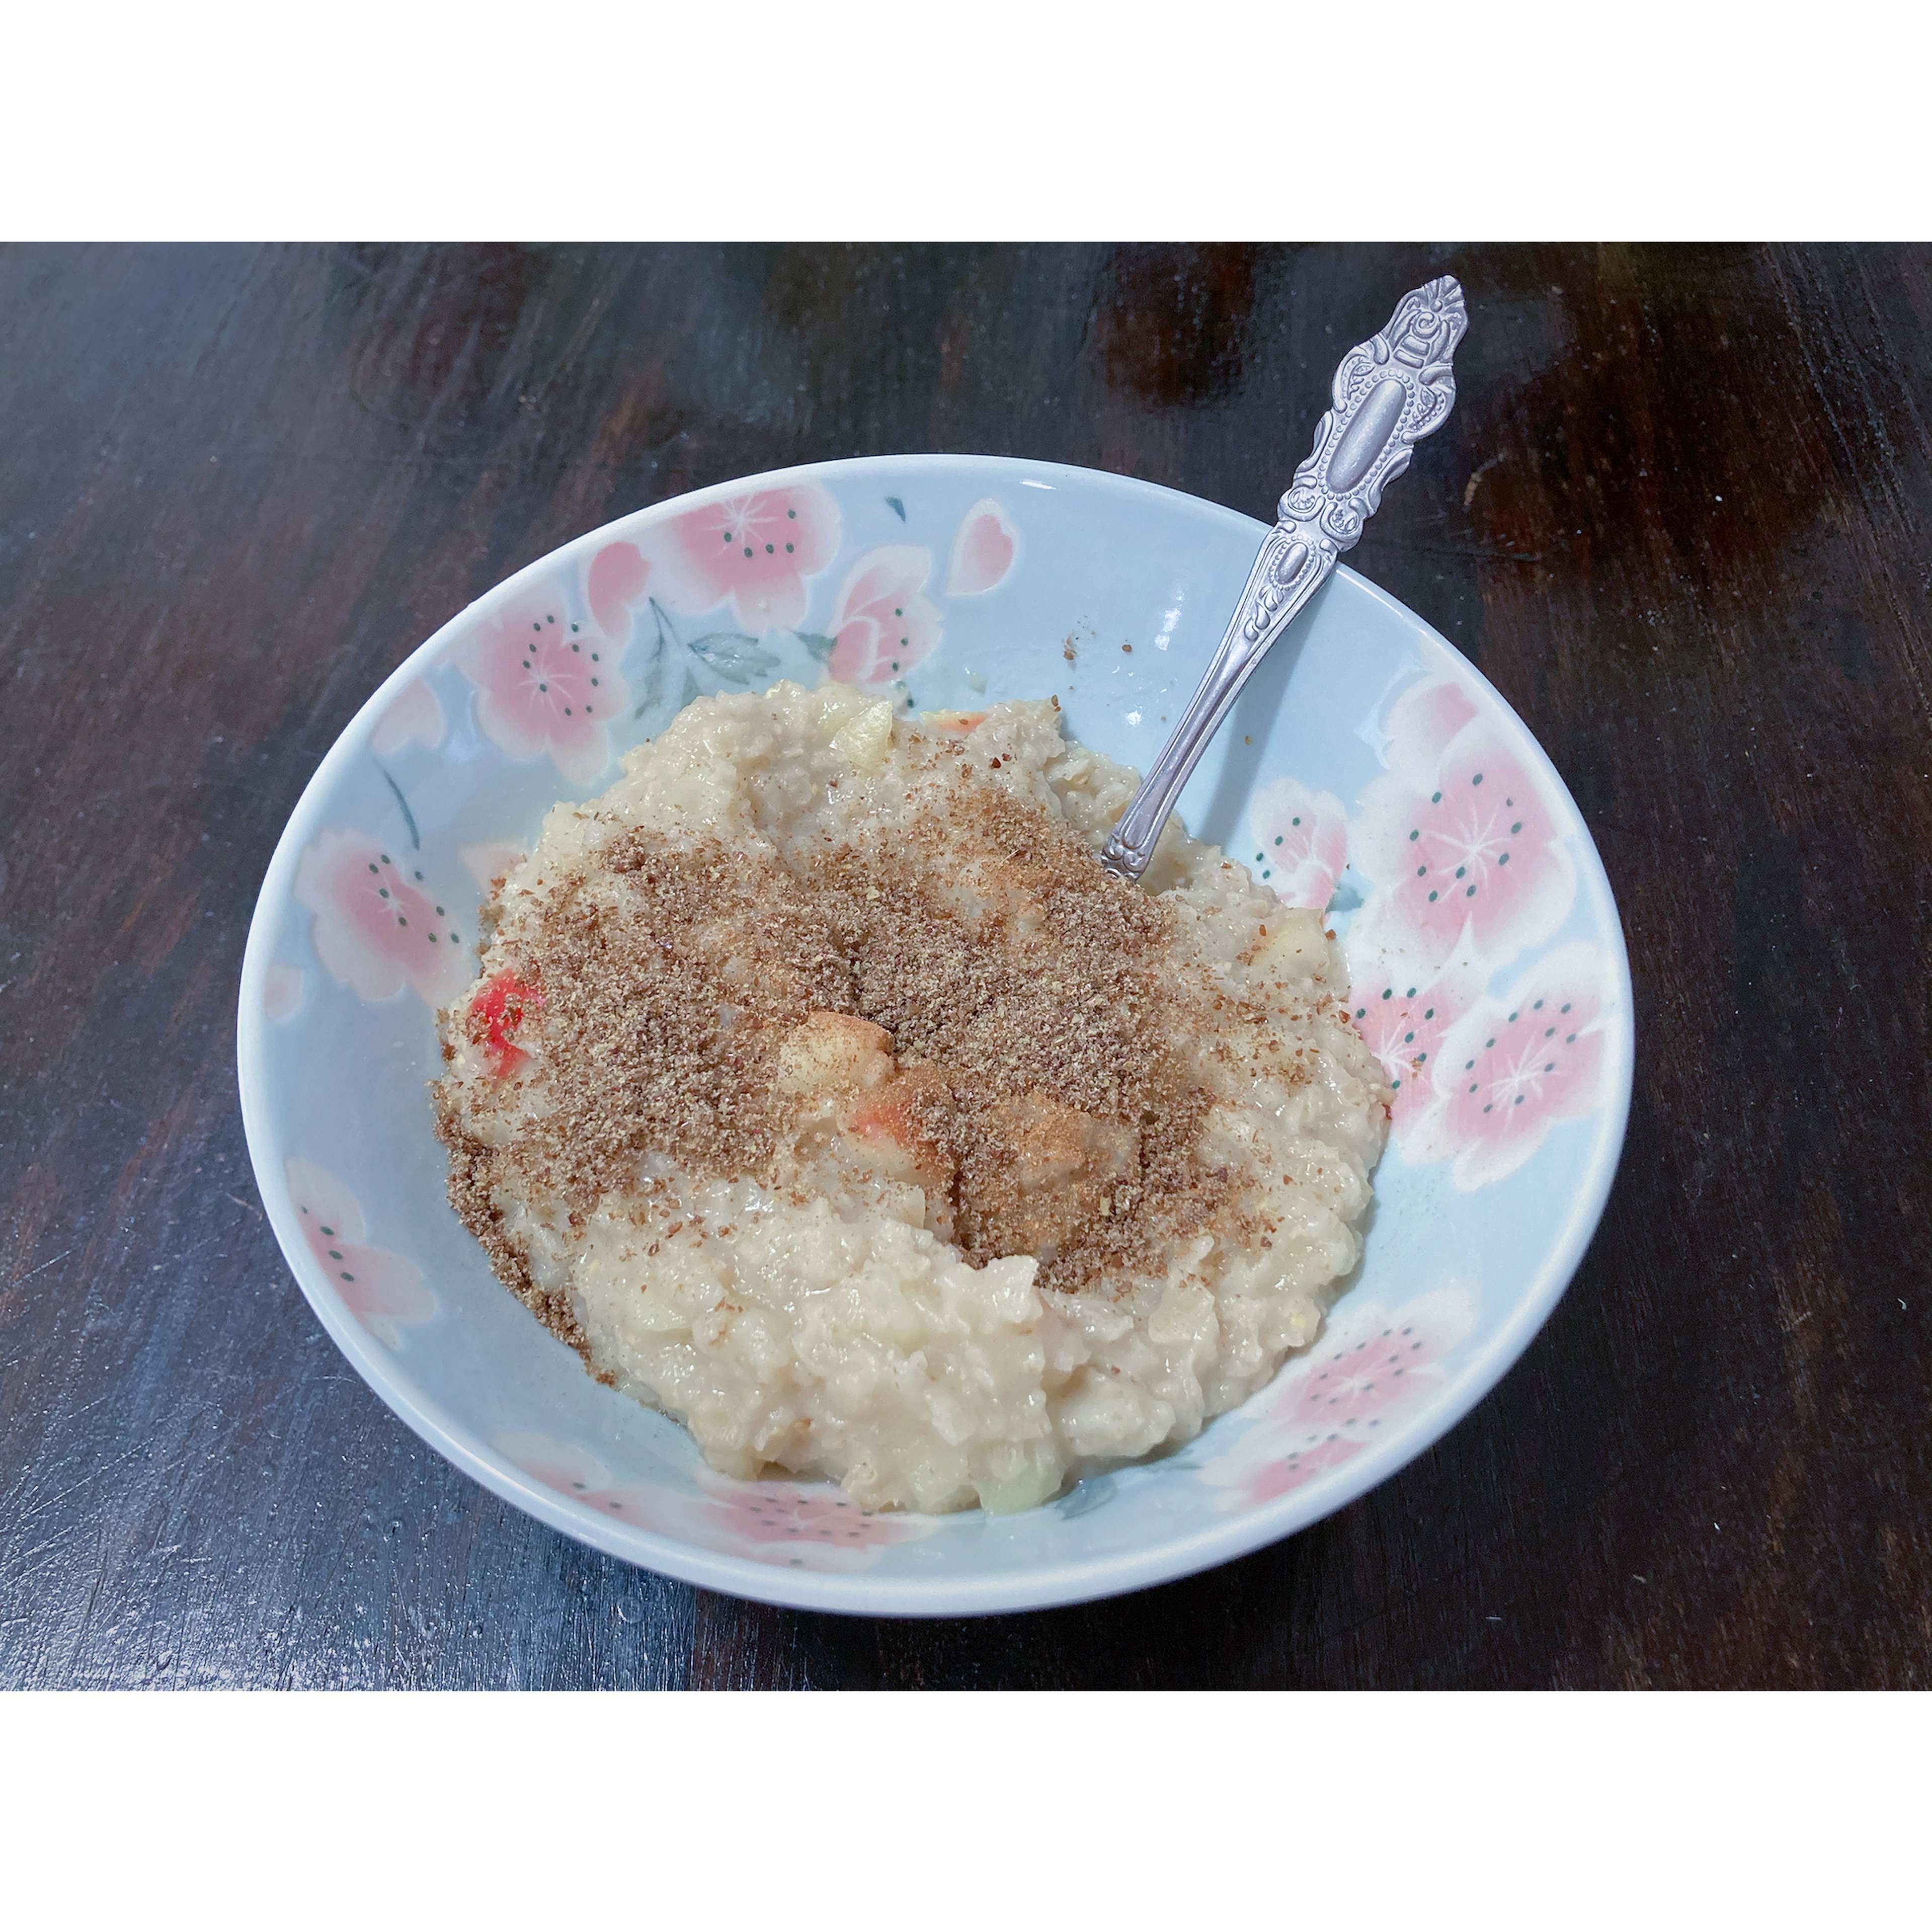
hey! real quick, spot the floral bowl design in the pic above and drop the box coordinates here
[237,455,1632,1616]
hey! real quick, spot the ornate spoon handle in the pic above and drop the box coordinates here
[1098,275,1469,883]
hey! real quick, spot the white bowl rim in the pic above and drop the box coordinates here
[237,451,1635,1617]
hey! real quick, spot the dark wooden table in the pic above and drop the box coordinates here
[3,244,1927,1689]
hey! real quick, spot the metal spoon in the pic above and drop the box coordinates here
[1098,276,1469,883]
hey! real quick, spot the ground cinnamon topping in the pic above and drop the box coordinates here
[433,735,1291,1299]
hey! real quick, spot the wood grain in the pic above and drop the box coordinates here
[2,244,1927,1688]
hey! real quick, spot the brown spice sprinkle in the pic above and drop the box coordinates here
[436,735,1305,1300]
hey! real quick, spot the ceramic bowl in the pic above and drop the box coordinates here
[237,454,1632,1615]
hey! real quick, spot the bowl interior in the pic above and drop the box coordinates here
[238,454,1632,1615]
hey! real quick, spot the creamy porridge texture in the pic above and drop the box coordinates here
[433,682,1388,1514]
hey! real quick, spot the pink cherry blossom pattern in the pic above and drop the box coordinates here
[453,595,631,785]
[638,482,840,632]
[1342,945,1483,1133]
[1275,1286,1478,1432]
[1372,674,1478,779]
[584,539,651,644]
[293,828,470,1005]
[1209,1433,1365,1509]
[1407,941,1615,1190]
[262,962,305,1023]
[459,841,526,892]
[825,546,942,690]
[370,677,446,756]
[495,1431,677,1531]
[1352,697,1576,975]
[286,1156,435,1348]
[1200,1284,1478,1512]
[1246,774,1349,909]
[692,1469,933,1569]
[495,1434,933,1566]
[497,1431,612,1495]
[946,497,1018,596]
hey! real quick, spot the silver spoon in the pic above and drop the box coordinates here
[1099,275,1469,883]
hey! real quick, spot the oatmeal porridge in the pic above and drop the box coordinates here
[433,681,1388,1514]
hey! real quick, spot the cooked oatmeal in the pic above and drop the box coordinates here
[433,681,1388,1513]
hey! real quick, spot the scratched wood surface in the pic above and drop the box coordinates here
[2,244,1927,1689]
